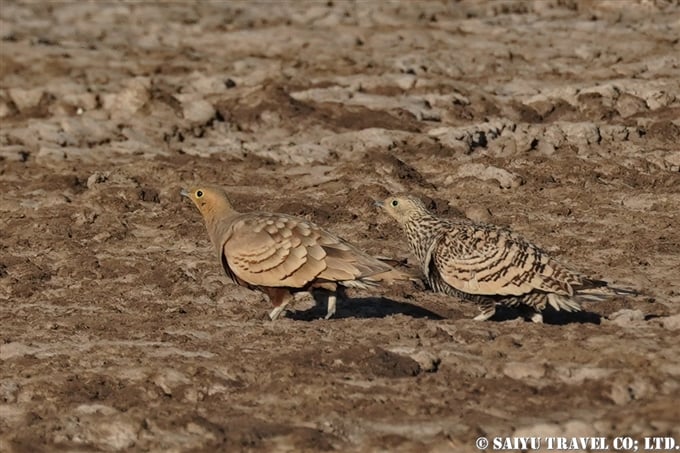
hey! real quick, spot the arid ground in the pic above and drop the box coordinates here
[1,1,679,451]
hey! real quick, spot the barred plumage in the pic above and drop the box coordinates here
[378,194,635,323]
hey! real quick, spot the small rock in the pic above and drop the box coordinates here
[553,365,612,384]
[513,422,562,439]
[659,362,680,376]
[0,380,19,403]
[60,117,116,146]
[536,140,556,155]
[579,83,620,101]
[186,421,217,441]
[559,122,601,146]
[184,72,231,94]
[487,135,518,157]
[465,205,492,223]
[514,131,538,153]
[0,98,17,118]
[527,99,555,118]
[93,419,138,451]
[542,124,567,148]
[394,74,417,90]
[428,121,511,153]
[62,92,98,112]
[607,309,645,327]
[609,379,648,406]
[319,128,404,158]
[660,313,680,331]
[562,419,598,438]
[660,151,680,172]
[138,187,160,203]
[616,93,648,118]
[0,145,30,162]
[387,347,440,373]
[455,163,524,189]
[600,125,631,142]
[410,350,441,373]
[87,171,110,188]
[151,369,191,396]
[574,44,598,61]
[0,342,39,360]
[182,98,216,124]
[503,361,546,380]
[8,87,45,111]
[102,77,151,120]
[621,194,655,211]
[645,90,675,110]
[75,404,119,416]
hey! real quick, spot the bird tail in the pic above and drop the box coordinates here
[365,267,421,284]
[574,280,639,302]
[547,294,583,312]
[369,256,422,284]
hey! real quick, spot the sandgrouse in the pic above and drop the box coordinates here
[182,185,408,320]
[377,194,634,323]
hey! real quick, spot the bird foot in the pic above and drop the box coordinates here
[269,305,286,321]
[530,312,544,324]
[473,309,495,321]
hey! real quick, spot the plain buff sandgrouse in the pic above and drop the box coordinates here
[182,185,409,320]
[377,194,635,323]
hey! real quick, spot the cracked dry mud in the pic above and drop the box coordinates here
[1,1,679,452]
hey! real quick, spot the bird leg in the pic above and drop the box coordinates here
[325,293,337,320]
[312,283,342,320]
[324,285,347,320]
[473,302,496,321]
[268,289,293,321]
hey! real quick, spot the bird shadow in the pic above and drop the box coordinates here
[491,306,602,325]
[285,296,445,321]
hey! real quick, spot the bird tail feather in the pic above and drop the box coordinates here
[547,293,583,312]
[575,284,638,302]
[364,267,420,284]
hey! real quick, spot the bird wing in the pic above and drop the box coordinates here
[433,224,576,297]
[315,232,394,282]
[222,213,390,288]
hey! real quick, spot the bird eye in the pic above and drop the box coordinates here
[391,200,399,207]
[196,190,203,198]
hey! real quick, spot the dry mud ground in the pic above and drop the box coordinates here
[1,1,680,452]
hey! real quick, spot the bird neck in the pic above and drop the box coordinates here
[403,212,445,263]
[202,200,239,250]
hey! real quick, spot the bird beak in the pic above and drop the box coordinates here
[180,188,189,198]
[373,200,385,208]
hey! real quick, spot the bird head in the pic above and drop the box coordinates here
[180,185,234,219]
[375,194,430,224]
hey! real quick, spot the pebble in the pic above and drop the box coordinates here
[151,369,191,396]
[559,122,601,146]
[87,171,110,188]
[454,163,524,189]
[8,87,44,111]
[465,205,493,223]
[101,77,151,119]
[660,314,680,331]
[502,361,546,380]
[182,98,216,124]
[513,422,562,439]
[607,309,645,327]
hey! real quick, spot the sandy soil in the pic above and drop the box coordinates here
[1,1,680,451]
